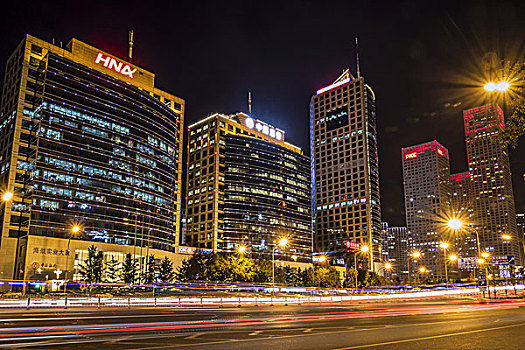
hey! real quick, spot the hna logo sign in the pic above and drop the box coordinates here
[95,53,137,78]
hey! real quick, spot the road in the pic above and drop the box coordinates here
[0,298,524,349]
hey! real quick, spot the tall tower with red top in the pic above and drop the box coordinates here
[402,140,451,279]
[463,104,521,264]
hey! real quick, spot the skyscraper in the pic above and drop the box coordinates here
[450,172,477,259]
[402,141,451,279]
[310,70,381,269]
[463,104,521,264]
[381,222,409,280]
[186,112,312,262]
[0,35,184,281]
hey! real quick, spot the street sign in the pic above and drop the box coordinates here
[458,257,479,269]
[345,241,360,250]
[492,255,515,266]
[478,271,487,287]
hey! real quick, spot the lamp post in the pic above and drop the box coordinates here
[439,242,450,287]
[272,237,288,295]
[419,266,427,282]
[407,251,421,285]
[64,224,81,305]
[352,245,369,291]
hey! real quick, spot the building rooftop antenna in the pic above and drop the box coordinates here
[248,91,252,115]
[355,36,361,78]
[128,30,134,62]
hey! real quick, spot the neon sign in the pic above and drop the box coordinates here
[405,152,417,160]
[94,53,137,78]
[316,77,351,95]
[245,117,283,141]
[345,240,360,250]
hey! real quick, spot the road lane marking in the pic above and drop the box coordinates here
[122,316,525,350]
[184,332,205,339]
[249,330,262,336]
[334,322,525,349]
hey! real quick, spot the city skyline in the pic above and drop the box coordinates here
[0,1,523,227]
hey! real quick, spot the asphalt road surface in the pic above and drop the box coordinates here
[0,298,524,349]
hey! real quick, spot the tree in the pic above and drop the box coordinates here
[142,254,157,284]
[159,256,175,282]
[343,268,358,289]
[176,253,211,281]
[122,253,137,284]
[104,255,121,283]
[491,61,525,148]
[79,245,104,284]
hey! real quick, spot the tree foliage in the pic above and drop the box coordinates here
[122,253,137,284]
[142,254,157,284]
[495,87,525,148]
[176,253,355,289]
[159,256,176,282]
[104,255,121,283]
[79,245,104,283]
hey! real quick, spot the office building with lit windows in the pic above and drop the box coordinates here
[381,222,409,280]
[449,172,477,259]
[0,35,185,281]
[402,140,451,279]
[186,113,312,262]
[310,71,381,269]
[463,104,521,264]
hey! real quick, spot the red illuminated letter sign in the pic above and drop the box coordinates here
[95,53,137,79]
[405,152,417,160]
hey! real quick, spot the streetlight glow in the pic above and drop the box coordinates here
[72,225,81,234]
[449,254,457,261]
[484,81,510,92]
[439,242,449,249]
[360,245,369,253]
[419,266,427,273]
[384,262,392,270]
[477,258,485,264]
[319,255,326,263]
[237,245,246,254]
[278,237,288,247]
[413,251,421,259]
[481,252,490,258]
[2,191,13,202]
[447,218,463,230]
[502,234,511,241]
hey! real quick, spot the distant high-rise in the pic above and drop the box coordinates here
[463,104,521,264]
[310,71,381,269]
[186,113,312,262]
[402,141,451,279]
[450,172,477,259]
[381,222,409,280]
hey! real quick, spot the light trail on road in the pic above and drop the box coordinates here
[0,299,523,348]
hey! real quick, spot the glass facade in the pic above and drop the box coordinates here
[186,113,312,261]
[223,134,311,261]
[0,35,184,279]
[310,73,382,266]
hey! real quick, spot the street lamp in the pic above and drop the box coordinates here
[64,224,82,301]
[447,218,482,258]
[2,191,13,202]
[272,237,288,294]
[484,81,510,92]
[439,242,450,287]
[407,251,421,284]
[237,245,246,254]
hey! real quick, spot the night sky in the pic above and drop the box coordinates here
[1,1,524,226]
